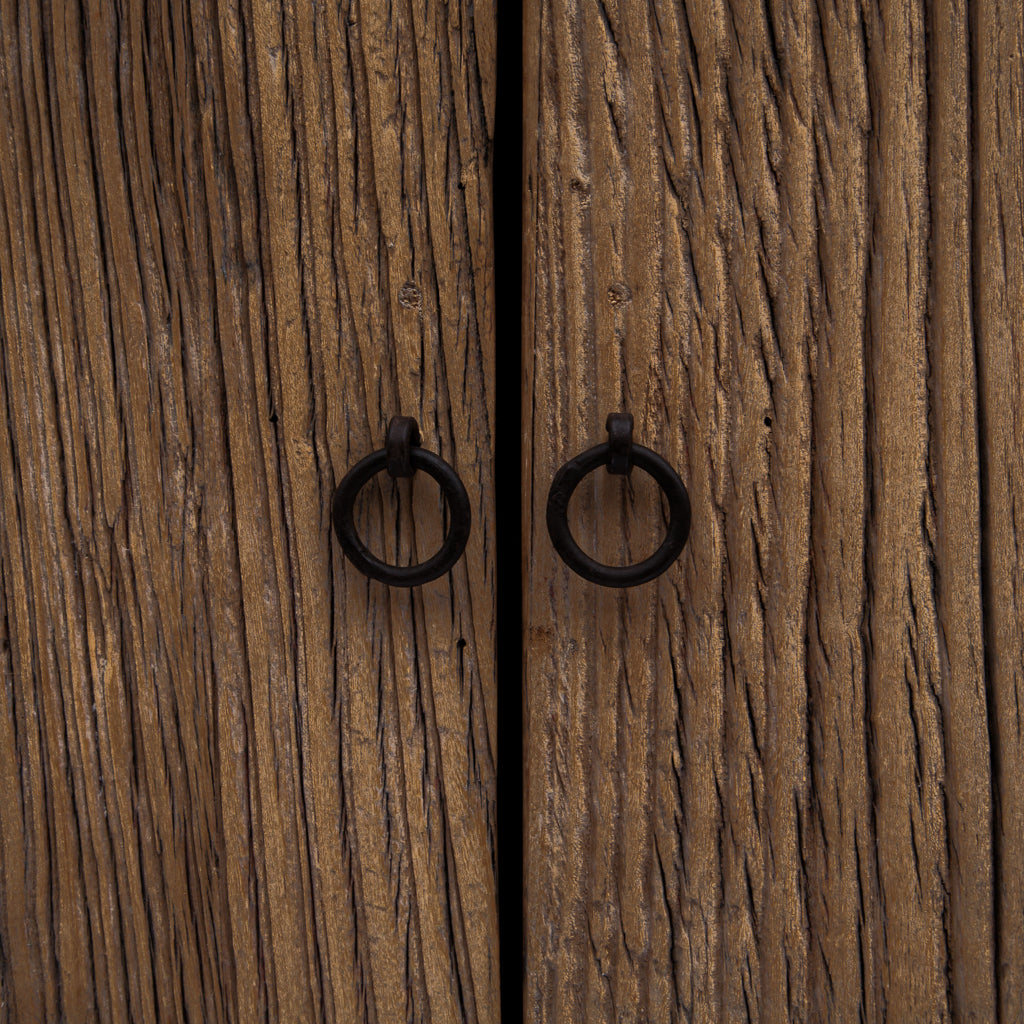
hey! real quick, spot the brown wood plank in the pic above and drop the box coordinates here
[524,0,999,1019]
[974,2,1024,1019]
[803,0,876,1017]
[925,0,996,1017]
[0,0,498,1021]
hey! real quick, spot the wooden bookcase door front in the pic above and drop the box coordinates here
[0,1,499,1022]
[523,0,1024,1020]
[2,0,1024,1022]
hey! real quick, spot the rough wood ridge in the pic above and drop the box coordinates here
[0,0,498,1021]
[524,0,1023,1020]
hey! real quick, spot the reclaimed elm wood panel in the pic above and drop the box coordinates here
[975,3,1024,1018]
[524,0,1020,1019]
[0,0,498,1021]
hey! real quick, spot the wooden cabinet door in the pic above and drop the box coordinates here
[524,0,1024,1020]
[4,0,1024,1021]
[0,1,498,1022]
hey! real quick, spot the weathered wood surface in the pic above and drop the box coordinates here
[524,0,1021,1020]
[974,4,1024,1018]
[0,0,498,1021]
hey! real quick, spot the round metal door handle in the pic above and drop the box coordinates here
[546,414,690,587]
[332,418,471,587]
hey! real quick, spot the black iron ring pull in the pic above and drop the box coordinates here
[332,417,471,587]
[546,413,691,587]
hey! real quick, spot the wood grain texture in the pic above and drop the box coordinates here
[974,2,1024,1018]
[0,0,498,1021]
[523,0,1009,1019]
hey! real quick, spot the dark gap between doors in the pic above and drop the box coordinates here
[494,0,524,1018]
